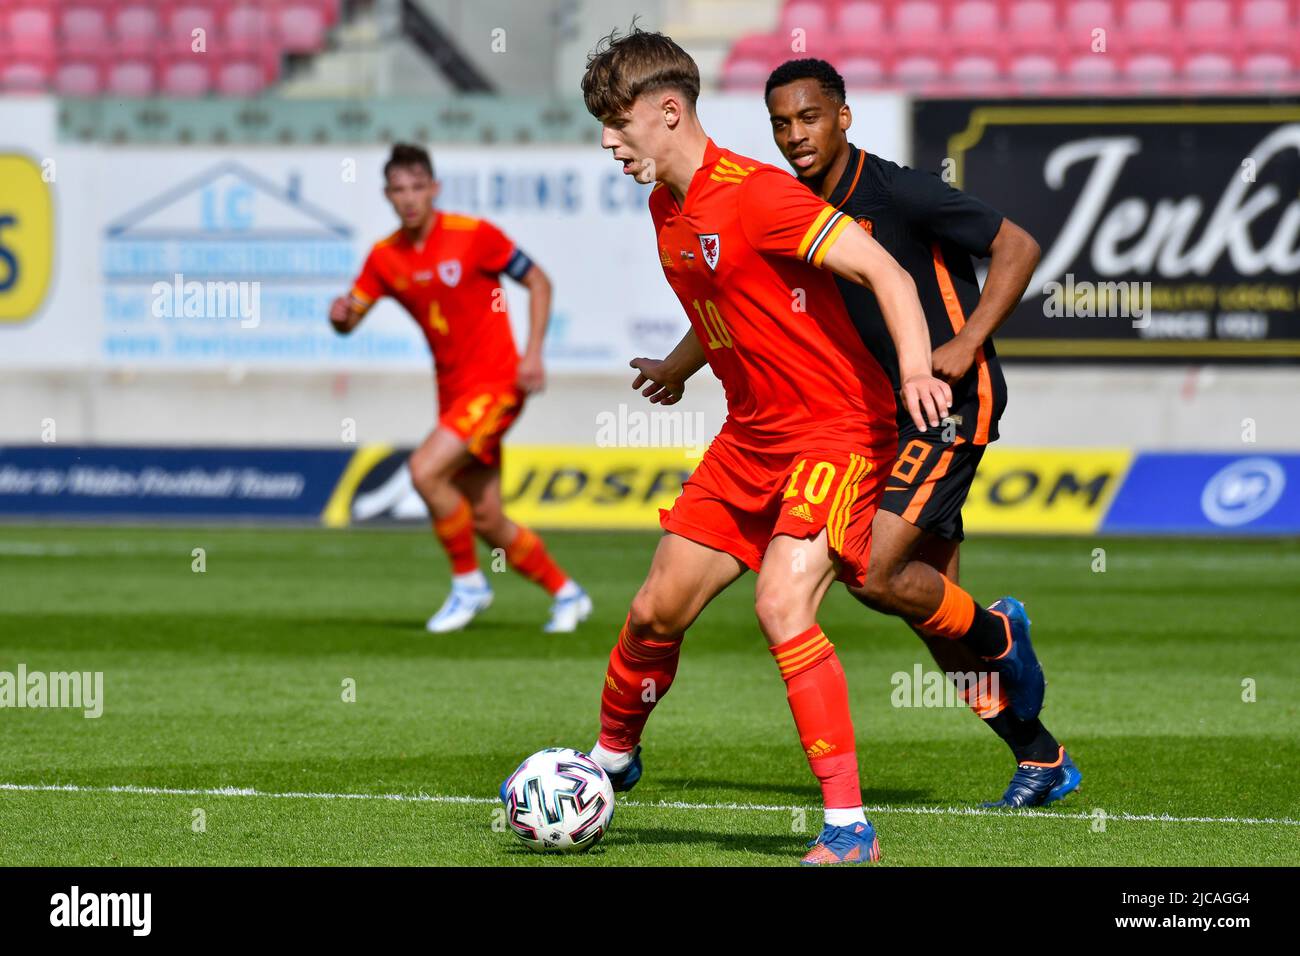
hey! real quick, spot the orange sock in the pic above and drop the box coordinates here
[917,574,976,638]
[770,626,862,810]
[918,575,1012,659]
[504,526,568,595]
[432,499,477,575]
[597,616,681,752]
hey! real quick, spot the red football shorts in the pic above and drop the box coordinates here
[659,430,890,586]
[438,385,524,469]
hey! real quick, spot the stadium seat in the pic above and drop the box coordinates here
[1008,51,1059,88]
[277,4,329,54]
[720,57,770,89]
[1182,50,1235,90]
[217,59,272,96]
[1064,1,1117,43]
[1,59,53,93]
[781,0,832,36]
[836,0,886,35]
[1240,50,1294,85]
[226,4,273,57]
[6,6,55,58]
[950,52,1000,86]
[1007,0,1056,34]
[166,3,219,53]
[949,0,1001,54]
[1065,51,1120,89]
[839,53,887,86]
[892,0,945,52]
[114,4,161,56]
[891,53,944,86]
[105,59,157,97]
[159,56,213,96]
[1123,51,1178,91]
[54,58,103,96]
[59,4,109,57]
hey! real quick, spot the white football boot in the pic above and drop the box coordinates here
[425,576,494,633]
[543,581,592,633]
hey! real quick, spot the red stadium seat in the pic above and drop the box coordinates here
[1007,0,1056,34]
[277,4,328,54]
[166,3,219,52]
[720,57,770,90]
[160,56,213,96]
[949,52,1000,86]
[1008,51,1059,88]
[839,53,888,86]
[1064,51,1120,89]
[6,6,55,58]
[217,59,272,96]
[226,4,273,56]
[59,5,108,57]
[1123,51,1178,91]
[1,59,54,93]
[1182,50,1235,90]
[114,4,161,56]
[106,59,157,97]
[891,53,944,86]
[949,0,1002,54]
[1240,49,1294,85]
[1064,0,1117,51]
[1124,0,1174,33]
[781,0,832,36]
[836,1,886,35]
[54,58,104,96]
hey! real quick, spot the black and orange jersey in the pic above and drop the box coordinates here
[824,143,1008,445]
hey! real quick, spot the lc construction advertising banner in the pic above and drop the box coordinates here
[912,99,1300,360]
[2,445,1297,536]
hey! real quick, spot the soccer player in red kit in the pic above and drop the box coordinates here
[558,27,953,864]
[330,143,590,634]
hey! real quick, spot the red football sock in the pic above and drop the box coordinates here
[597,616,682,753]
[770,626,862,809]
[505,526,568,595]
[432,499,477,575]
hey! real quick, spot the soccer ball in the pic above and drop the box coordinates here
[501,747,615,853]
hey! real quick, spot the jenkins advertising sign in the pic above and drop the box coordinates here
[912,100,1300,360]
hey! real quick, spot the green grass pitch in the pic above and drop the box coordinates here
[1,525,1297,866]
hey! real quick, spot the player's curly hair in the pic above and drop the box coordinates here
[581,19,700,122]
[764,58,847,106]
[384,143,434,181]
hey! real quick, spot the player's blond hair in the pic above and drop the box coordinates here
[581,22,700,123]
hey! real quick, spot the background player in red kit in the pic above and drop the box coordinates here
[329,144,589,634]
[555,26,956,865]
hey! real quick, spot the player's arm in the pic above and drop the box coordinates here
[819,223,952,431]
[330,250,384,335]
[630,330,707,405]
[893,167,1040,382]
[930,217,1039,382]
[514,262,552,394]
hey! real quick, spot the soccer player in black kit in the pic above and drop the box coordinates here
[766,58,1079,807]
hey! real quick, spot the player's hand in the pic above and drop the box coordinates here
[630,357,686,405]
[930,336,977,384]
[901,374,952,433]
[517,352,546,394]
[329,296,354,334]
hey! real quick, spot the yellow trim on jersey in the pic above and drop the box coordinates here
[441,213,478,230]
[811,214,853,268]
[797,207,836,259]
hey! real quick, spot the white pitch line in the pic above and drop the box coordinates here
[2,782,1297,827]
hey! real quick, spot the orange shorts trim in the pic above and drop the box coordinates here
[438,385,524,468]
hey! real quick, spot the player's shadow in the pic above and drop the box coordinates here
[651,776,928,805]
[606,825,808,856]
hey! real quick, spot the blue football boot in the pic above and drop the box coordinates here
[983,749,1082,808]
[986,597,1045,722]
